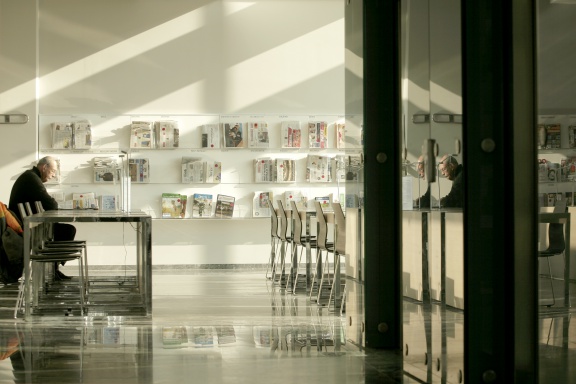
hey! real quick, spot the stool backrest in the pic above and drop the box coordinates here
[333,202,346,255]
[276,200,290,242]
[314,201,328,250]
[290,201,303,246]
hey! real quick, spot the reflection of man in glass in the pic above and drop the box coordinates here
[439,154,463,208]
[414,155,431,208]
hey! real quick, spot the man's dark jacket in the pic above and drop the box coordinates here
[9,167,58,222]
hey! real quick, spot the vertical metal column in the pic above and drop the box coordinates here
[463,1,538,382]
[363,0,402,349]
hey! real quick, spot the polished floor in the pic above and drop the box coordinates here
[0,269,571,383]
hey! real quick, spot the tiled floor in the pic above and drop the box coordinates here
[0,269,572,383]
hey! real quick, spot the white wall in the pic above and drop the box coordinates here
[0,0,345,266]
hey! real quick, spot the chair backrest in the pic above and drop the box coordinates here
[290,201,303,246]
[24,202,33,217]
[17,203,27,219]
[35,201,45,213]
[270,203,279,239]
[314,201,328,250]
[333,202,346,255]
[276,200,289,241]
[553,199,567,213]
[546,223,565,254]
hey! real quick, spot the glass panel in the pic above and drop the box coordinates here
[401,0,463,381]
[537,1,576,382]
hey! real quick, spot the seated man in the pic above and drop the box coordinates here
[8,156,76,280]
[438,154,463,208]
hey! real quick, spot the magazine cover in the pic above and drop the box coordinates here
[281,121,302,148]
[306,155,332,182]
[192,193,213,218]
[93,157,120,183]
[205,161,221,183]
[254,158,275,183]
[284,190,304,208]
[155,120,180,148]
[161,193,186,218]
[130,121,154,149]
[308,121,328,149]
[247,121,270,148]
[129,158,150,183]
[191,326,216,348]
[99,195,117,211]
[276,159,296,183]
[223,123,245,148]
[215,194,235,218]
[181,157,205,183]
[253,191,273,217]
[336,122,346,149]
[52,122,73,149]
[201,124,221,149]
[73,120,92,149]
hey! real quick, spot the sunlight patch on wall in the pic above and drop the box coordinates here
[38,6,218,99]
[404,79,430,112]
[430,81,462,113]
[223,19,344,111]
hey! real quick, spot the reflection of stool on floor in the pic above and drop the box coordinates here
[288,201,316,294]
[275,201,292,289]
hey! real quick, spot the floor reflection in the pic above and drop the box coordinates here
[0,271,572,383]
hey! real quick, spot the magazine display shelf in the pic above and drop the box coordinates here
[38,114,362,219]
[537,115,576,207]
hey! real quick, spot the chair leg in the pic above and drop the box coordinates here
[546,258,556,307]
[309,248,323,301]
[266,238,277,280]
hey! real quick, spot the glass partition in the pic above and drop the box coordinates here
[401,0,463,382]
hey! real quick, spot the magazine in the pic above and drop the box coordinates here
[306,155,332,182]
[308,121,328,149]
[99,195,117,211]
[161,193,186,218]
[130,121,154,149]
[253,191,273,217]
[73,120,92,149]
[276,159,296,183]
[155,120,179,148]
[162,326,188,348]
[181,157,205,183]
[72,192,98,209]
[201,124,221,149]
[205,161,221,183]
[281,121,302,148]
[336,122,346,149]
[191,326,216,348]
[223,123,245,148]
[247,121,270,148]
[215,194,235,218]
[129,158,150,183]
[284,190,305,208]
[192,193,213,218]
[93,157,120,183]
[52,122,73,149]
[254,158,275,183]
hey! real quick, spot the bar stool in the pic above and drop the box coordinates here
[16,203,87,317]
[266,204,282,281]
[309,201,334,306]
[289,201,316,294]
[328,202,346,313]
[274,200,292,288]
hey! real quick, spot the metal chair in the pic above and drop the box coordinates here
[289,201,316,294]
[309,201,334,306]
[16,203,87,317]
[327,202,346,313]
[266,204,282,281]
[274,200,292,288]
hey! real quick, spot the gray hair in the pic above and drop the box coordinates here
[38,156,57,168]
